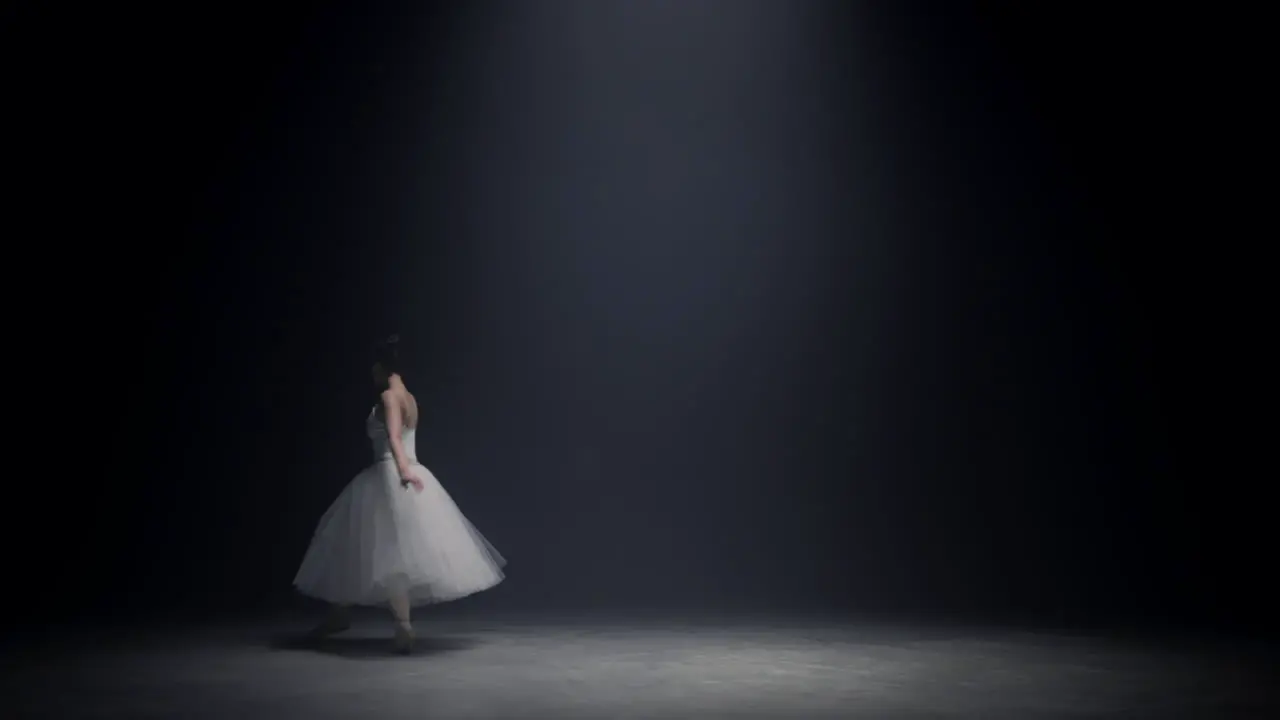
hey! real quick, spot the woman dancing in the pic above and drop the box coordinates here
[293,335,505,653]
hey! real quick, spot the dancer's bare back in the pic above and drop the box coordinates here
[381,388,419,431]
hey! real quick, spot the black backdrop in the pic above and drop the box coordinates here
[8,1,1267,634]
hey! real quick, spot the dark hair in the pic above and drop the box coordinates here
[374,334,402,375]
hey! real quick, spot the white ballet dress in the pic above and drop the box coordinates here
[293,406,506,607]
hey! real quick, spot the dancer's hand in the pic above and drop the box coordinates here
[400,472,423,493]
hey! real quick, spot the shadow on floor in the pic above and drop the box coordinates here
[267,632,480,658]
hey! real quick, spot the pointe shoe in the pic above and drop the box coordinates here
[393,622,415,654]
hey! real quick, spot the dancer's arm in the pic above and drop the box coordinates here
[381,390,414,480]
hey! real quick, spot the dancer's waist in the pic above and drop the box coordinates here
[375,454,418,465]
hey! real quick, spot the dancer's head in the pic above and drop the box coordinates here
[372,334,402,389]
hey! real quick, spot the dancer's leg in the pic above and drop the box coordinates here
[389,591,411,626]
[388,579,414,653]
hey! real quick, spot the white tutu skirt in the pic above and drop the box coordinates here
[293,460,506,607]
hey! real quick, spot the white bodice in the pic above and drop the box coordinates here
[367,406,417,463]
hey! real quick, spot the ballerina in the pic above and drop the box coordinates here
[293,335,505,653]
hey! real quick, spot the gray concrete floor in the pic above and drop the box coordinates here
[3,615,1277,719]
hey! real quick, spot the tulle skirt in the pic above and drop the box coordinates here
[293,459,506,607]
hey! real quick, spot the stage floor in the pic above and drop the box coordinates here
[4,614,1276,718]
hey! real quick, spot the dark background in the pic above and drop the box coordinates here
[10,2,1265,634]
